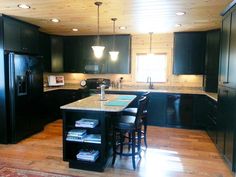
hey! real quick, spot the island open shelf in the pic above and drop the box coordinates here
[60,94,136,172]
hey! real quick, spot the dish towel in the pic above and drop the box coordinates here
[105,100,128,106]
[117,95,136,100]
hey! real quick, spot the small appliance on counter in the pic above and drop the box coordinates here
[85,78,111,89]
[48,75,65,86]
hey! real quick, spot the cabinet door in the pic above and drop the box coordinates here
[167,94,194,127]
[51,36,64,72]
[173,33,190,74]
[64,37,84,72]
[189,33,206,74]
[219,14,231,86]
[193,95,207,128]
[3,17,21,52]
[228,11,236,88]
[204,30,220,92]
[39,32,51,72]
[106,35,131,74]
[147,93,167,126]
[21,23,39,54]
[217,87,227,154]
[82,36,106,73]
[224,89,235,169]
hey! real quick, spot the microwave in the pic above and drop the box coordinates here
[48,75,65,86]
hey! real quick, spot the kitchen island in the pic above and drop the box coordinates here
[60,94,136,172]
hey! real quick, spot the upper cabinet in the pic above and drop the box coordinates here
[203,30,220,92]
[173,32,206,75]
[39,32,51,72]
[219,7,236,89]
[63,35,131,74]
[105,35,131,74]
[3,16,39,54]
[51,36,64,73]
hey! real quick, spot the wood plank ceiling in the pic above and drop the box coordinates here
[0,0,232,35]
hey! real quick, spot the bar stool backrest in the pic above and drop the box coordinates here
[135,96,148,128]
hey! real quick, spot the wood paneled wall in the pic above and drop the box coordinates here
[45,33,203,88]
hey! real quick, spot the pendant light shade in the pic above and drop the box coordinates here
[109,51,119,61]
[92,2,105,59]
[109,18,119,61]
[92,46,105,58]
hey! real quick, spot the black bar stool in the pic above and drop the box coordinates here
[122,92,150,148]
[112,96,148,170]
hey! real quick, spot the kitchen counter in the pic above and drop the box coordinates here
[107,87,218,102]
[60,94,136,112]
[44,84,218,102]
[44,84,82,92]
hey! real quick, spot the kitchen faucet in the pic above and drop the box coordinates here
[147,76,154,89]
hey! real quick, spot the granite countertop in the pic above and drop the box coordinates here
[107,87,218,102]
[60,94,136,112]
[44,84,82,92]
[44,84,218,102]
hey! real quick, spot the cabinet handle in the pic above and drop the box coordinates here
[223,82,229,84]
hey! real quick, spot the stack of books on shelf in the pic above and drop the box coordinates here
[66,129,87,142]
[84,134,101,144]
[76,149,99,162]
[75,119,99,128]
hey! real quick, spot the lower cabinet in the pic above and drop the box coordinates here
[217,86,236,171]
[147,93,167,126]
[166,94,194,128]
[205,97,217,144]
[43,89,83,124]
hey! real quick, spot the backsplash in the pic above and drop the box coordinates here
[44,72,203,88]
[44,33,203,89]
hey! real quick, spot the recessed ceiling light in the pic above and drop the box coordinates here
[72,28,78,32]
[119,26,127,30]
[175,24,182,27]
[50,18,60,23]
[176,11,186,16]
[17,4,31,9]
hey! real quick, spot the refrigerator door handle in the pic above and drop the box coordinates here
[9,53,15,96]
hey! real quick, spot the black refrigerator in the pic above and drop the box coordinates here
[5,52,44,143]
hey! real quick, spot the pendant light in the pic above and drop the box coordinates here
[109,18,119,61]
[92,2,105,59]
[147,32,154,57]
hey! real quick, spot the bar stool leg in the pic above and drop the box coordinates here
[138,129,142,159]
[132,131,136,170]
[144,124,147,148]
[112,130,117,165]
[120,132,124,158]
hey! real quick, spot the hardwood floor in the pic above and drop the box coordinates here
[0,119,233,177]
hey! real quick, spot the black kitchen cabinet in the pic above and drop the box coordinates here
[203,30,220,92]
[63,35,131,74]
[205,97,217,144]
[39,32,51,72]
[51,36,64,72]
[166,94,194,128]
[43,89,83,124]
[173,32,206,75]
[219,13,231,86]
[193,95,207,128]
[64,37,84,73]
[147,93,167,126]
[105,35,131,74]
[3,15,39,54]
[20,22,39,54]
[227,10,236,89]
[3,16,21,52]
[217,86,236,170]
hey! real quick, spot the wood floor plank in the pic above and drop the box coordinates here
[0,119,233,177]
